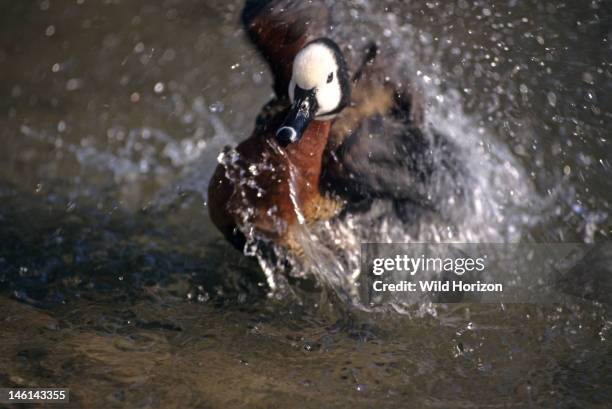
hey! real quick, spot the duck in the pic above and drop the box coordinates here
[208,0,465,254]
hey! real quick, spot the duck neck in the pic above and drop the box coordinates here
[284,119,331,187]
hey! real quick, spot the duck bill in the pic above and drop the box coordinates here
[275,88,317,147]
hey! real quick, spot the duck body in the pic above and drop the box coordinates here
[208,100,339,250]
[209,0,465,251]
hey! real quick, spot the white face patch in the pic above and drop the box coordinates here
[289,42,343,117]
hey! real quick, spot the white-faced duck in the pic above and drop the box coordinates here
[208,0,466,254]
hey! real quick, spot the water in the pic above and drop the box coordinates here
[1,0,611,407]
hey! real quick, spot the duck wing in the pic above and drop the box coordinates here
[241,0,330,97]
[323,119,465,211]
[322,63,466,213]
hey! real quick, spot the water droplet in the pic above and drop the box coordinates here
[571,204,584,215]
[66,78,82,91]
[209,101,224,113]
[154,82,165,93]
[133,42,145,54]
[45,25,55,36]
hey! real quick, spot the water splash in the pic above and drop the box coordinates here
[13,1,610,311]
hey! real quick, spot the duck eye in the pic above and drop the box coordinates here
[326,72,334,83]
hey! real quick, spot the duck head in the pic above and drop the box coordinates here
[276,38,350,147]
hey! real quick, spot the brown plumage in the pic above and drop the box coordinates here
[208,100,341,251]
